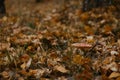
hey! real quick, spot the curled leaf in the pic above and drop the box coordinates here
[109,72,120,79]
[54,65,69,73]
[72,43,92,48]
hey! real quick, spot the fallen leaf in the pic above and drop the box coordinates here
[54,65,69,73]
[21,62,26,70]
[20,54,30,62]
[109,72,120,79]
[84,25,94,35]
[72,54,84,65]
[118,39,120,45]
[1,71,9,79]
[103,25,112,33]
[110,50,119,55]
[29,69,38,75]
[71,43,92,48]
[102,56,115,65]
[108,62,118,72]
[18,77,24,80]
[116,77,120,80]
[26,58,32,69]
[80,13,89,21]
[2,16,8,22]
[0,43,10,51]
[86,36,94,43]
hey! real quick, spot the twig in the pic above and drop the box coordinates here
[85,41,99,57]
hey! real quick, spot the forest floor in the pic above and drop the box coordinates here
[0,0,120,80]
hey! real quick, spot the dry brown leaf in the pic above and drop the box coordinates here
[117,39,120,45]
[0,43,10,51]
[13,27,22,35]
[20,54,30,62]
[26,46,33,51]
[72,54,84,65]
[116,77,120,80]
[103,25,112,33]
[102,56,115,65]
[104,62,119,72]
[1,71,9,79]
[20,62,26,70]
[29,69,38,75]
[80,13,89,21]
[86,36,94,43]
[19,70,28,76]
[2,16,8,22]
[110,51,119,55]
[26,58,32,69]
[72,43,92,48]
[109,72,120,79]
[54,65,69,73]
[75,9,82,16]
[84,25,94,35]
[18,77,24,80]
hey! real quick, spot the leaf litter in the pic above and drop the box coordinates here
[0,0,120,79]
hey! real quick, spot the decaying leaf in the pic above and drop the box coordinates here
[72,54,84,65]
[54,65,69,73]
[0,43,10,51]
[0,0,120,79]
[80,13,89,21]
[84,25,94,35]
[26,58,32,69]
[109,72,120,79]
[103,25,112,33]
[20,54,30,62]
[116,77,120,80]
[71,43,92,48]
[1,71,9,79]
[20,62,26,70]
[86,36,94,43]
[102,56,115,65]
[110,51,119,55]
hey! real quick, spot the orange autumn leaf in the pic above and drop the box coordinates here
[26,46,33,51]
[103,25,112,33]
[80,13,89,21]
[29,69,38,75]
[84,25,94,35]
[19,70,28,76]
[72,54,84,65]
